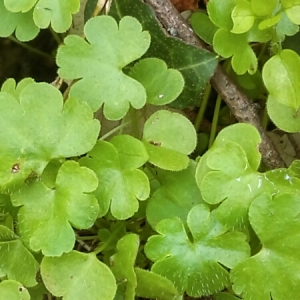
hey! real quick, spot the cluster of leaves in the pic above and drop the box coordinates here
[1,0,300,299]
[191,0,300,132]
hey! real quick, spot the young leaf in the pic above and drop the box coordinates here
[146,161,205,229]
[263,49,300,111]
[145,205,250,297]
[0,280,30,300]
[57,15,150,119]
[110,234,139,299]
[41,251,116,300]
[267,95,300,132]
[128,58,184,106]
[109,0,218,109]
[276,12,299,42]
[282,0,300,25]
[0,226,39,287]
[135,268,182,300]
[80,136,150,220]
[142,110,197,171]
[213,29,257,74]
[251,0,278,17]
[0,81,99,192]
[231,192,300,299]
[33,0,80,32]
[0,2,39,41]
[190,12,219,45]
[231,0,255,34]
[198,142,264,229]
[10,161,99,256]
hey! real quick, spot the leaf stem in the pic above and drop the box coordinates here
[209,93,222,148]
[8,36,54,60]
[100,121,131,140]
[129,106,140,139]
[194,83,211,132]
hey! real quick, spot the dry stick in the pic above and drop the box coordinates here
[144,0,285,169]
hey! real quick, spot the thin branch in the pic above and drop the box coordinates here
[144,0,285,169]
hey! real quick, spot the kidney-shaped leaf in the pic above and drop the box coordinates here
[41,251,116,300]
[0,81,99,192]
[0,280,30,300]
[231,192,300,300]
[80,136,150,220]
[142,110,197,171]
[145,205,250,298]
[0,2,39,41]
[57,15,150,119]
[263,49,300,111]
[10,161,99,256]
[0,226,39,287]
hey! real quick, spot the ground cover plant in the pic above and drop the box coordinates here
[0,0,300,299]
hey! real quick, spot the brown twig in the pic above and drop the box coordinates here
[144,0,285,169]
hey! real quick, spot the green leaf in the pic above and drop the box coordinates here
[109,0,218,109]
[282,0,300,25]
[213,123,261,170]
[213,29,257,74]
[10,161,99,256]
[41,251,116,300]
[251,0,278,17]
[33,0,80,32]
[142,110,197,171]
[207,0,237,30]
[263,49,300,111]
[267,95,300,132]
[197,142,264,229]
[0,81,99,192]
[190,12,218,45]
[135,268,182,300]
[276,12,299,42]
[110,234,139,299]
[145,205,249,297]
[231,192,300,299]
[0,226,39,287]
[215,292,241,300]
[0,280,30,300]
[258,14,281,30]
[0,2,39,41]
[80,136,150,220]
[4,0,37,12]
[84,0,98,22]
[128,58,184,106]
[231,0,255,34]
[1,78,35,98]
[146,161,205,229]
[57,15,150,119]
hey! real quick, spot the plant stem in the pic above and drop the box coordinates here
[8,36,54,60]
[209,93,222,148]
[100,121,131,140]
[194,83,211,132]
[129,106,140,139]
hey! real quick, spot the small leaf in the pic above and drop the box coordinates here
[231,192,300,299]
[142,110,197,171]
[0,2,39,41]
[0,226,39,287]
[57,15,150,119]
[0,280,30,300]
[282,0,300,25]
[128,58,184,106]
[231,0,255,34]
[145,205,249,297]
[190,12,218,45]
[213,29,257,74]
[110,234,139,299]
[263,49,300,111]
[258,14,281,30]
[135,268,182,300]
[41,251,116,300]
[11,161,99,256]
[251,0,278,17]
[80,137,150,220]
[4,0,37,12]
[33,0,80,32]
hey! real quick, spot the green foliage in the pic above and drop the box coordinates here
[1,1,300,299]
